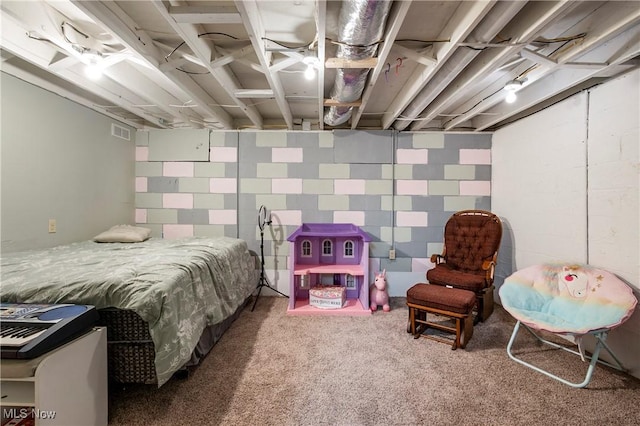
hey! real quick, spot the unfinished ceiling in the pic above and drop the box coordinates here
[1,1,638,132]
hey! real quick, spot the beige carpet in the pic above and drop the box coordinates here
[108,297,640,425]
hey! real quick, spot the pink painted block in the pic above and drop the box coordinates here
[459,149,491,165]
[163,162,194,177]
[272,178,303,194]
[396,148,428,164]
[272,147,303,163]
[162,193,193,209]
[163,224,194,239]
[135,146,149,162]
[135,177,148,192]
[460,180,491,196]
[396,180,428,195]
[210,147,237,162]
[396,211,428,227]
[333,210,365,226]
[209,178,237,193]
[271,210,302,226]
[208,209,237,225]
[334,179,366,195]
[135,209,147,224]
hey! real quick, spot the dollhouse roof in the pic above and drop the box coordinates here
[287,223,371,242]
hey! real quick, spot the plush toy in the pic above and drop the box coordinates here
[370,269,390,312]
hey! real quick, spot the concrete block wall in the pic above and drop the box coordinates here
[135,129,491,295]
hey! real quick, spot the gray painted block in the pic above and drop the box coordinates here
[412,164,444,180]
[396,132,413,149]
[444,133,492,149]
[475,196,491,211]
[240,146,272,164]
[286,194,318,210]
[238,162,257,178]
[475,165,491,181]
[288,163,320,179]
[426,148,459,165]
[365,210,392,227]
[333,130,393,164]
[224,194,237,208]
[148,129,209,161]
[287,132,318,148]
[411,196,444,211]
[349,195,381,211]
[225,163,238,178]
[178,209,209,225]
[350,164,384,179]
[147,177,179,193]
[395,242,428,258]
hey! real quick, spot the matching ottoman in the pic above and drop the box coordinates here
[406,283,476,350]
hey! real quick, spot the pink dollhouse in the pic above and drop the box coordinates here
[287,223,371,316]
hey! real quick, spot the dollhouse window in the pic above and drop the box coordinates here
[345,274,355,289]
[322,239,333,256]
[301,240,312,257]
[344,240,354,258]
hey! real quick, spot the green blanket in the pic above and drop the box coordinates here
[0,237,258,386]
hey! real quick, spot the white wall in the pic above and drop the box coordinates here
[492,69,640,378]
[1,72,135,252]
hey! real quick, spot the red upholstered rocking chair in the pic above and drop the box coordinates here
[427,210,503,323]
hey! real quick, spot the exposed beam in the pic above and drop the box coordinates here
[235,0,293,129]
[210,45,254,69]
[324,99,362,107]
[410,0,575,131]
[350,0,412,129]
[168,6,242,24]
[0,8,170,128]
[71,0,233,128]
[234,89,274,98]
[381,0,497,130]
[392,43,437,67]
[150,0,264,129]
[470,24,640,131]
[447,2,640,131]
[325,57,378,69]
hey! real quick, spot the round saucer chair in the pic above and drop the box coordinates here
[499,263,637,388]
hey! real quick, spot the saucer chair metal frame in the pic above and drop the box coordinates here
[500,263,637,388]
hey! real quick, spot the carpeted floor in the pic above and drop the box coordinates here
[108,297,640,425]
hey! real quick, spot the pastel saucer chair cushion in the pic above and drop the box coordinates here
[499,263,637,335]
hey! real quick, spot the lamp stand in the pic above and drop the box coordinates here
[252,205,288,311]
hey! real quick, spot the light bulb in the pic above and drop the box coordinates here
[505,91,517,104]
[85,62,103,80]
[304,63,315,80]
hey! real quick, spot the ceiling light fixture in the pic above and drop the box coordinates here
[302,56,318,80]
[82,51,104,80]
[503,79,523,104]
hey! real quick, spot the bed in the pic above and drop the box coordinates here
[0,236,259,387]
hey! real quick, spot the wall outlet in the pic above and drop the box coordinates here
[389,249,396,260]
[48,219,57,233]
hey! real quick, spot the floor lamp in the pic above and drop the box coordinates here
[252,205,288,311]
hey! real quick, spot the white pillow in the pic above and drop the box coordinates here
[93,225,152,243]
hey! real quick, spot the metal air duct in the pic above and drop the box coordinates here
[323,0,392,127]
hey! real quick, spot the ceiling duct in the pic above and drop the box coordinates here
[323,0,392,127]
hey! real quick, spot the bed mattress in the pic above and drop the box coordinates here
[0,237,258,386]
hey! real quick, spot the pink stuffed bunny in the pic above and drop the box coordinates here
[370,269,390,312]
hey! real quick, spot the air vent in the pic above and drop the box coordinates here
[111,123,131,141]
